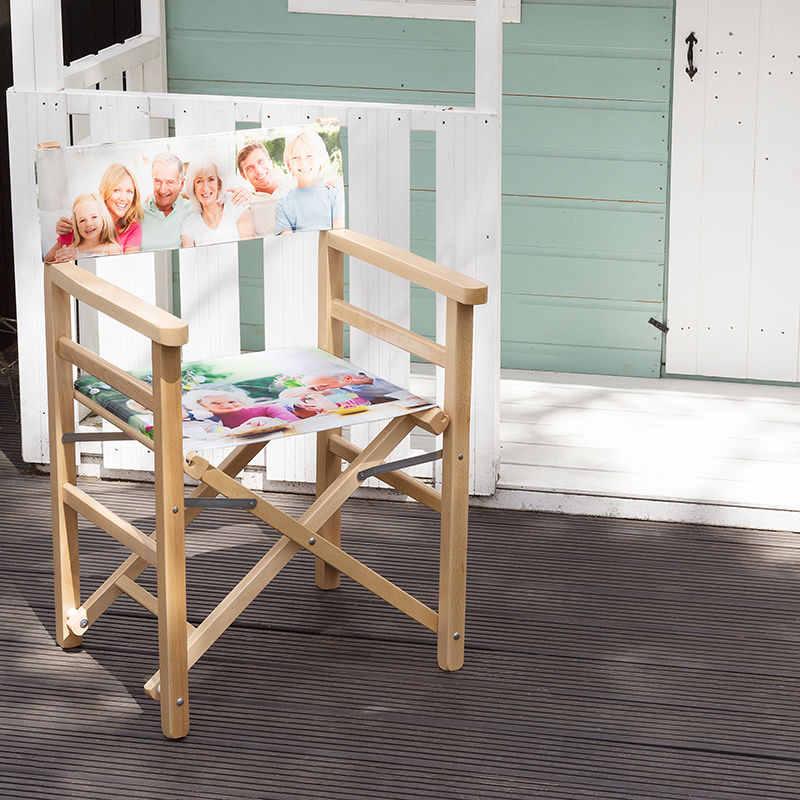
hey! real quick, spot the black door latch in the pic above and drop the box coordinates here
[686,32,698,80]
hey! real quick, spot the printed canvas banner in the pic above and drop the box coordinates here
[75,346,433,452]
[36,122,344,261]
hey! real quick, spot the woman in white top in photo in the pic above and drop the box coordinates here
[181,160,256,247]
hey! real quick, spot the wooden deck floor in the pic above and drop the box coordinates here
[2,384,800,799]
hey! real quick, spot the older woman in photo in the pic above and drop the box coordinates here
[180,160,255,247]
[53,163,143,256]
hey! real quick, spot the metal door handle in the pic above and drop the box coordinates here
[686,32,698,80]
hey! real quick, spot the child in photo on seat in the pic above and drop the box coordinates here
[45,193,122,262]
[275,130,345,234]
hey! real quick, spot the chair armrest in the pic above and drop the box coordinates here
[46,260,189,347]
[325,229,488,306]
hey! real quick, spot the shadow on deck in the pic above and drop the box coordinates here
[1,373,799,799]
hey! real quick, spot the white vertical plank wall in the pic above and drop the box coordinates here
[664,0,708,376]
[748,0,800,382]
[668,0,800,383]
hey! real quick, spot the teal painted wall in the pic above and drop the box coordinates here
[166,0,672,377]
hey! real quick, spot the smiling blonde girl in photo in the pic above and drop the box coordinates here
[45,193,122,261]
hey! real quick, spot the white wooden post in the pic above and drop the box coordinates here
[10,0,64,91]
[140,0,167,98]
[7,90,70,463]
[435,0,502,494]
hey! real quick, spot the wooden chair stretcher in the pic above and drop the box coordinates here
[44,229,488,739]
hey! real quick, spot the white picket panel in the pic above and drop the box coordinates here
[436,110,500,494]
[261,102,328,485]
[175,98,240,362]
[8,91,70,463]
[87,94,159,472]
[347,107,412,478]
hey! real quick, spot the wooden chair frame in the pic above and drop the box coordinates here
[44,228,488,739]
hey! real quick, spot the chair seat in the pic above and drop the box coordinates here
[75,346,434,452]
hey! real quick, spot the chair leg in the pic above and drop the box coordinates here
[51,478,82,650]
[44,271,82,649]
[315,429,341,590]
[152,342,190,739]
[438,298,474,671]
[437,429,469,671]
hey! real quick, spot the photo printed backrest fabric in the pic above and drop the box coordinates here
[35,122,344,262]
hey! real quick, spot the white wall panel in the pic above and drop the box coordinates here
[668,0,800,383]
[747,0,800,381]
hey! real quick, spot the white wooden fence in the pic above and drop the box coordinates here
[8,0,502,495]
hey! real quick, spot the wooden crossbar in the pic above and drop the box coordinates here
[183,416,439,633]
[115,575,197,636]
[48,260,188,347]
[145,417,439,696]
[327,433,442,513]
[73,390,156,450]
[58,336,154,409]
[77,442,268,631]
[62,483,157,565]
[330,298,447,367]
[144,535,300,700]
[326,230,488,306]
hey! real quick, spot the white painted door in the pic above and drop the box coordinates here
[667,0,800,381]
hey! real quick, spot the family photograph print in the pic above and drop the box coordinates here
[36,121,344,262]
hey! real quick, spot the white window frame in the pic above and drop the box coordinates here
[289,0,520,24]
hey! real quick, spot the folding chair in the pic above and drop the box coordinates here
[43,221,487,738]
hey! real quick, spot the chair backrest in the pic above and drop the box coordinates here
[36,120,345,259]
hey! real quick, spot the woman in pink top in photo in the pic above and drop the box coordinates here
[50,163,143,261]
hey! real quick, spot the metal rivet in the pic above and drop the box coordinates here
[79,618,88,629]
[453,632,461,640]
[458,454,464,461]
[176,698,184,707]
[308,537,317,546]
[172,506,179,514]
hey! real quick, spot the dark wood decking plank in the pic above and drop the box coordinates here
[2,382,800,800]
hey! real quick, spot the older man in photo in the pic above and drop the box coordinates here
[231,142,287,237]
[140,152,194,251]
